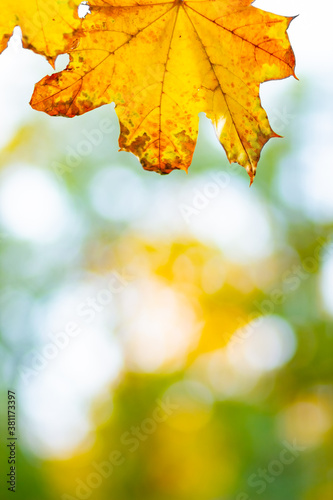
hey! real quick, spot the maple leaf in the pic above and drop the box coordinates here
[30,0,296,182]
[0,0,81,65]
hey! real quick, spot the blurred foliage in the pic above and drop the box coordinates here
[0,81,333,500]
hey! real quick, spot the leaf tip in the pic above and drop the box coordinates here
[47,56,56,69]
[246,164,256,186]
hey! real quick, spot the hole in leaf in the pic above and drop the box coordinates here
[78,1,91,18]
[55,53,70,72]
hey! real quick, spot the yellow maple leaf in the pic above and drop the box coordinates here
[30,0,296,181]
[0,0,81,65]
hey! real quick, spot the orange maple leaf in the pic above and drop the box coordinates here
[0,0,81,65]
[30,0,296,182]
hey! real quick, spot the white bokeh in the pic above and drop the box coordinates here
[20,327,122,457]
[184,177,274,263]
[0,165,74,243]
[90,165,147,222]
[228,315,297,373]
[119,277,201,372]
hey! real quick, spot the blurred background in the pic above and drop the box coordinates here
[0,1,332,499]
